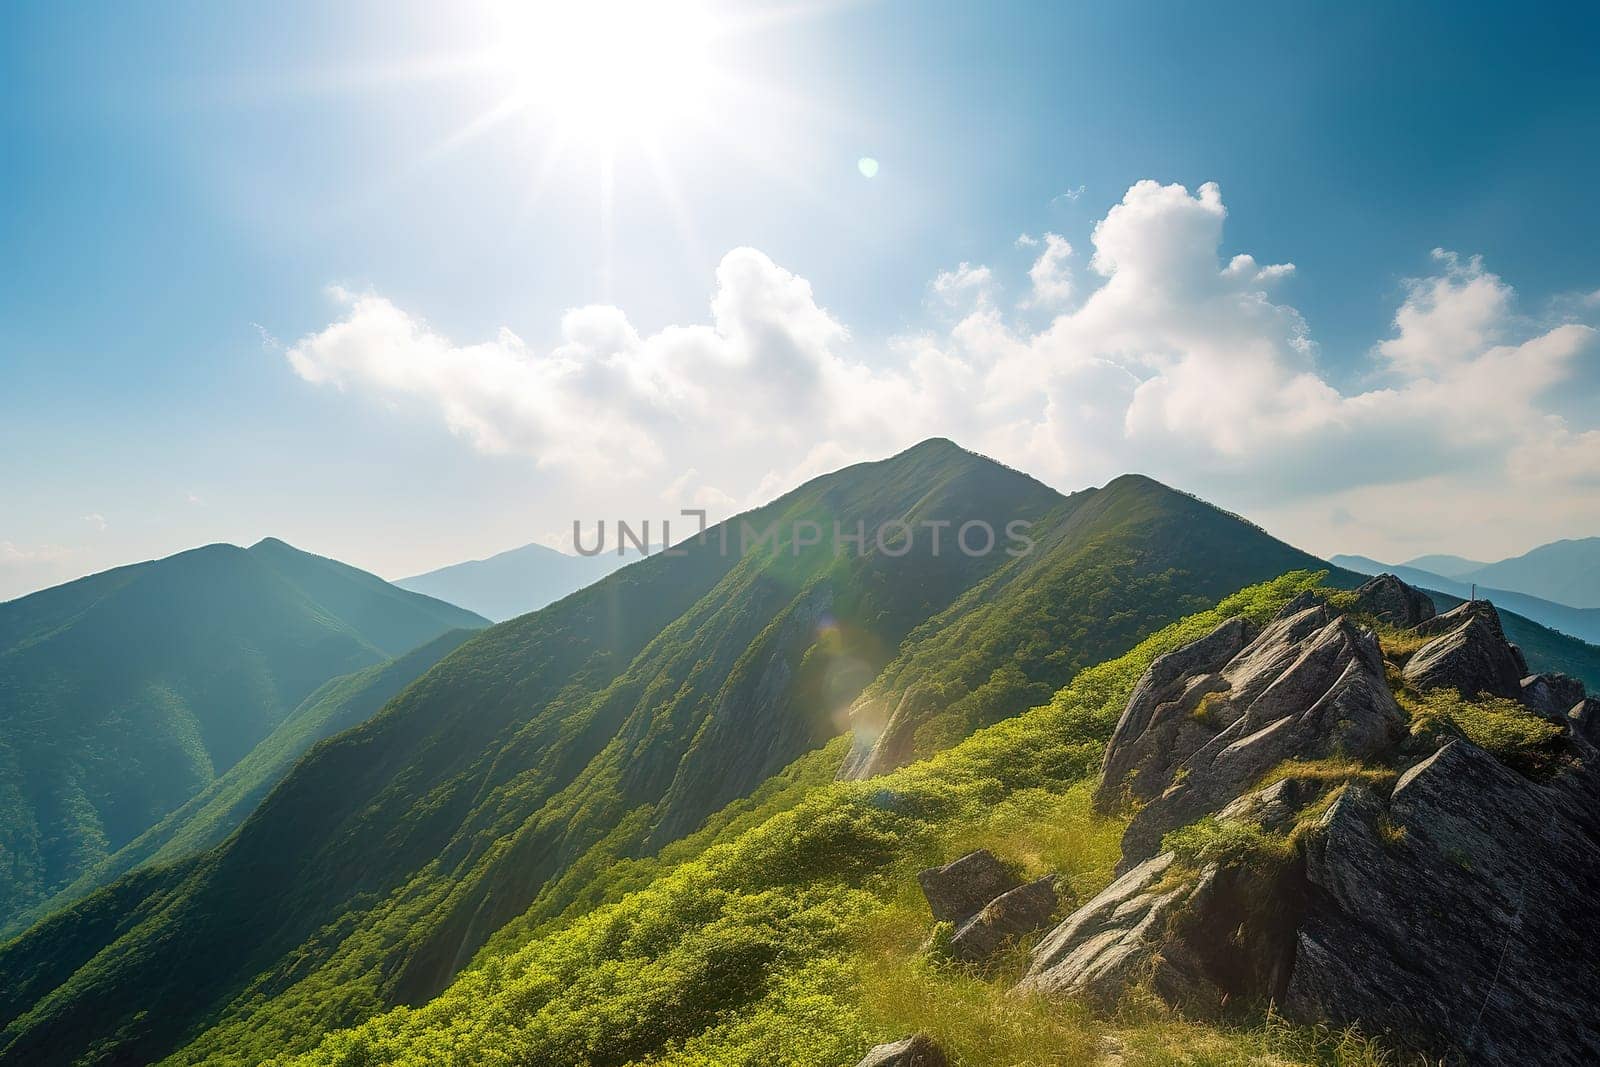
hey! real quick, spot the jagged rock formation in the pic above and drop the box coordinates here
[1286,740,1600,1063]
[1403,600,1528,698]
[856,1034,948,1067]
[1107,597,1406,868]
[1093,615,1259,813]
[1572,697,1600,742]
[1350,572,1436,627]
[917,850,1020,924]
[1024,578,1600,1065]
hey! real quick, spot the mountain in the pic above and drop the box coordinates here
[171,572,1596,1067]
[0,440,1349,1067]
[396,541,641,622]
[1400,552,1486,578]
[1329,552,1389,575]
[1456,537,1600,609]
[1331,554,1600,650]
[4,628,476,938]
[0,538,487,930]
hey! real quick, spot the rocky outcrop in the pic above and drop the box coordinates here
[1286,741,1600,1064]
[856,1034,948,1067]
[917,850,1019,923]
[947,876,1058,962]
[1112,598,1405,867]
[1521,673,1587,719]
[1350,573,1436,627]
[1027,577,1600,1064]
[1403,600,1528,699]
[1093,615,1259,812]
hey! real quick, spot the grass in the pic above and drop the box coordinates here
[1161,817,1294,871]
[1256,758,1397,794]
[1394,687,1564,780]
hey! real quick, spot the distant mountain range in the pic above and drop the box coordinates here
[0,538,487,931]
[1453,537,1600,608]
[396,541,644,622]
[1344,537,1600,610]
[1332,552,1600,644]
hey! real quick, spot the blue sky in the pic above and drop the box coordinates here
[4,0,1599,599]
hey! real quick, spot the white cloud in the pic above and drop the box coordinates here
[1023,232,1073,307]
[81,513,107,532]
[285,180,1600,559]
[929,262,994,307]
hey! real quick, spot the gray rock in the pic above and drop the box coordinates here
[1285,742,1600,1065]
[947,876,1058,962]
[1019,853,1223,1011]
[1043,585,1600,1065]
[917,849,1020,923]
[1412,598,1499,638]
[1520,673,1587,719]
[856,1034,948,1067]
[1571,697,1600,743]
[1117,605,1404,867]
[1094,615,1259,812]
[1350,573,1436,627]
[1402,601,1525,700]
[1216,776,1320,834]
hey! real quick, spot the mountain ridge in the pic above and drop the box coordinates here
[0,538,487,931]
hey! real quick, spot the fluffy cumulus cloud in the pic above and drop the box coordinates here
[1022,233,1074,307]
[286,180,1600,558]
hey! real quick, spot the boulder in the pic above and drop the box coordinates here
[1019,854,1223,1011]
[856,1034,948,1067]
[1350,574,1436,627]
[1117,604,1404,867]
[946,876,1058,962]
[1520,673,1587,720]
[917,849,1020,923]
[1402,602,1525,700]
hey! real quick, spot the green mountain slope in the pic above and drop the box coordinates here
[840,475,1335,778]
[0,441,1368,1067]
[243,575,1340,1067]
[8,629,477,937]
[0,541,487,931]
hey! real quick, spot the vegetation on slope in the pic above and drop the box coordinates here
[0,539,486,931]
[9,629,478,935]
[258,572,1399,1067]
[841,474,1336,776]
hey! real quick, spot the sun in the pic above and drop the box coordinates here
[490,0,718,146]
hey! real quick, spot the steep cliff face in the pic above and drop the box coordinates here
[1024,575,1600,1065]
